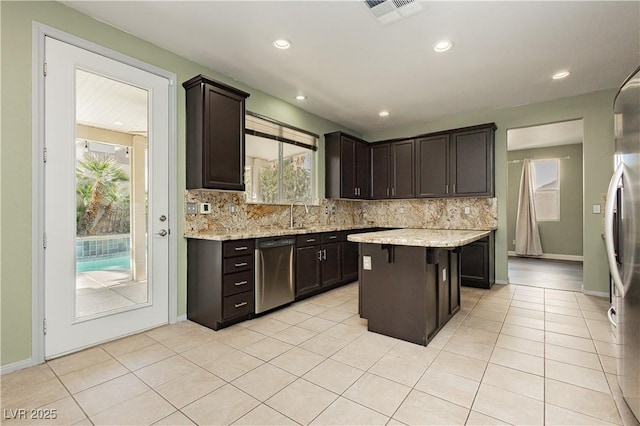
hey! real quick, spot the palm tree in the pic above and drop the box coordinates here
[76,154,129,235]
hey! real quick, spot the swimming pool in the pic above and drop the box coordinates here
[76,255,131,273]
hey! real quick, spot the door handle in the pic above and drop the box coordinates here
[235,302,248,308]
[234,280,248,286]
[608,306,617,328]
[234,262,248,267]
[234,246,248,251]
[605,163,625,297]
[318,250,322,261]
[155,229,168,237]
[322,249,327,260]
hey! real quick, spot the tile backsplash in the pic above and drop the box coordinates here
[185,190,497,234]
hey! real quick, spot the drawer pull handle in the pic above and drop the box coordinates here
[234,246,248,251]
[234,280,248,286]
[234,262,248,267]
[235,302,248,308]
[329,236,337,239]
[306,238,316,242]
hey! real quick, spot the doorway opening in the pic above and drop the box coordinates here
[506,119,584,292]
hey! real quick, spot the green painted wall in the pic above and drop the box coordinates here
[0,1,358,366]
[507,144,584,256]
[364,90,616,295]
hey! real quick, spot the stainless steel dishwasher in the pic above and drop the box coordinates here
[255,237,295,314]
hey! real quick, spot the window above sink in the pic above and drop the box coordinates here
[244,112,318,205]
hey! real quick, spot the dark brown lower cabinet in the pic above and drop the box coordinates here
[359,243,460,346]
[187,238,255,331]
[295,233,344,298]
[342,239,359,283]
[321,242,342,286]
[460,233,495,289]
[295,245,322,295]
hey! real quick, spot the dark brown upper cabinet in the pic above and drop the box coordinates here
[183,75,250,191]
[325,123,495,200]
[371,140,415,199]
[370,144,390,199]
[450,126,495,197]
[415,124,495,198]
[391,140,415,198]
[325,132,370,199]
[416,135,449,197]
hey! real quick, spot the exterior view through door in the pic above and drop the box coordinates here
[43,36,170,359]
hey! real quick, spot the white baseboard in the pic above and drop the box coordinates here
[583,290,609,298]
[508,251,583,262]
[1,358,34,375]
[495,279,510,285]
[176,314,187,323]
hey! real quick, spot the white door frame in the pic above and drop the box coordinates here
[31,22,178,366]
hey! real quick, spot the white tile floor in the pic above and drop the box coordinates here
[76,270,147,318]
[2,282,638,425]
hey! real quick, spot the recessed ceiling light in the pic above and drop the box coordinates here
[552,70,570,80]
[296,94,306,101]
[113,121,123,126]
[379,110,390,117]
[434,40,453,52]
[273,39,292,49]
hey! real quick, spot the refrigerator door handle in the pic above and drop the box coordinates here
[605,163,626,297]
[608,306,617,328]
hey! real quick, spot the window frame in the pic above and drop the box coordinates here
[244,112,319,205]
[532,158,560,222]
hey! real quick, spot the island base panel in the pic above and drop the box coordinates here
[359,243,460,346]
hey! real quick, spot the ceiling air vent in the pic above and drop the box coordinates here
[364,0,424,25]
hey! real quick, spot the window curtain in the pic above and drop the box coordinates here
[515,159,543,256]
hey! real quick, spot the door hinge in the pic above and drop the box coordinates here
[43,319,47,335]
[43,62,47,77]
[43,147,47,163]
[43,232,47,249]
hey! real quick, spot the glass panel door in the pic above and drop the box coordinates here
[74,69,149,320]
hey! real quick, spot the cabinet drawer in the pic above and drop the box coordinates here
[296,233,322,247]
[223,240,255,258]
[223,291,254,319]
[223,270,254,297]
[223,254,253,274]
[322,232,343,243]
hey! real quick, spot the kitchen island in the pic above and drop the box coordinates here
[348,229,491,346]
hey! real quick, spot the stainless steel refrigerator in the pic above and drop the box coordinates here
[605,65,640,422]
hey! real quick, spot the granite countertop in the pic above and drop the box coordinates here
[347,228,491,248]
[184,224,377,241]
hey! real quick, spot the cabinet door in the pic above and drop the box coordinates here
[371,144,390,199]
[461,240,489,286]
[340,137,356,198]
[415,135,449,197]
[342,240,359,283]
[321,242,342,286]
[391,140,414,198]
[296,246,321,295]
[202,84,246,190]
[355,141,370,199]
[450,128,494,196]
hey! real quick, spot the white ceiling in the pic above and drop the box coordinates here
[63,1,640,136]
[507,119,584,151]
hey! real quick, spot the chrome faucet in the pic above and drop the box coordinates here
[290,200,309,228]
